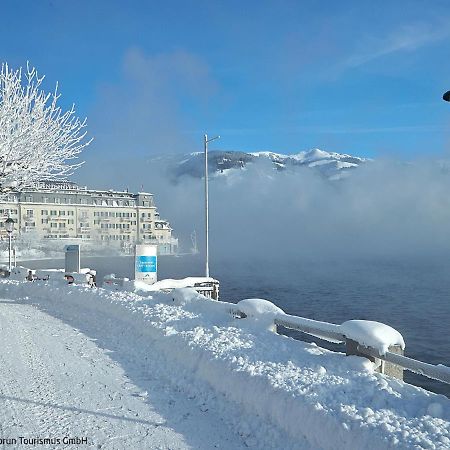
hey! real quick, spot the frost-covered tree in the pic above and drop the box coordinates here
[0,63,91,194]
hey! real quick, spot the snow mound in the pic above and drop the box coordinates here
[340,320,405,355]
[135,277,219,292]
[237,298,285,317]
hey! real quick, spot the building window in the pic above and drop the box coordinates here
[50,210,57,216]
[41,210,48,215]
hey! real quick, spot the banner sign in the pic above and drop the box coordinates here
[136,255,157,272]
[135,244,157,284]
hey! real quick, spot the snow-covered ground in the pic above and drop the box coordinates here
[0,278,449,449]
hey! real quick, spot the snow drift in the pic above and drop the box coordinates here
[0,279,448,449]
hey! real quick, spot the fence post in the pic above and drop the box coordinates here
[381,345,404,380]
[346,339,404,380]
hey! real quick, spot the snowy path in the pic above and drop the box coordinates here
[0,298,247,449]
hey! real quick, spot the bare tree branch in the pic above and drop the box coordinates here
[0,63,92,194]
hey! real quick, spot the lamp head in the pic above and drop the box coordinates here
[5,217,14,234]
[443,91,450,102]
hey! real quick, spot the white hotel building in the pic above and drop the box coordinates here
[0,182,178,255]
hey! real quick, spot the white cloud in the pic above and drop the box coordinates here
[343,21,450,69]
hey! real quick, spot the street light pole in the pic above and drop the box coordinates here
[5,217,14,272]
[204,134,220,278]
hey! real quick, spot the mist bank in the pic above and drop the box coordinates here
[75,155,450,261]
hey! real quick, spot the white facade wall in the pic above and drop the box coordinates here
[0,183,178,254]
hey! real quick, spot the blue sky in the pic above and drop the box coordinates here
[2,0,450,160]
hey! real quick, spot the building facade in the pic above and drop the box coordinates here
[0,182,178,254]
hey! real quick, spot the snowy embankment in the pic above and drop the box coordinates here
[0,280,449,450]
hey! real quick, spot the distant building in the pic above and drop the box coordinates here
[0,181,178,255]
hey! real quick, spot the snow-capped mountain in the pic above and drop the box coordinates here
[170,148,369,180]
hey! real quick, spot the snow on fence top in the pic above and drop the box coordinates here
[0,278,448,449]
[134,277,219,291]
[237,300,405,355]
[237,298,284,316]
[340,319,405,354]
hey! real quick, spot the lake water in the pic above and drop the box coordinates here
[20,253,450,398]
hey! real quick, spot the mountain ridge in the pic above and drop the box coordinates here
[169,148,370,180]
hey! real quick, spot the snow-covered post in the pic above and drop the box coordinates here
[341,320,405,380]
[236,299,284,333]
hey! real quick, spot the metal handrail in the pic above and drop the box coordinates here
[275,313,345,344]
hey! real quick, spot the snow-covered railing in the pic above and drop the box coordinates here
[355,344,450,384]
[135,277,220,300]
[227,298,450,386]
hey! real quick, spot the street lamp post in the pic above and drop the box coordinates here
[4,217,14,272]
[204,134,220,278]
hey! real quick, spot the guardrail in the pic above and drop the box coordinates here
[226,301,450,386]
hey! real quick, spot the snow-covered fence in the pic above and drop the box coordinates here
[228,298,450,386]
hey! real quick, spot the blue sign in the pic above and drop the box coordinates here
[136,255,157,273]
